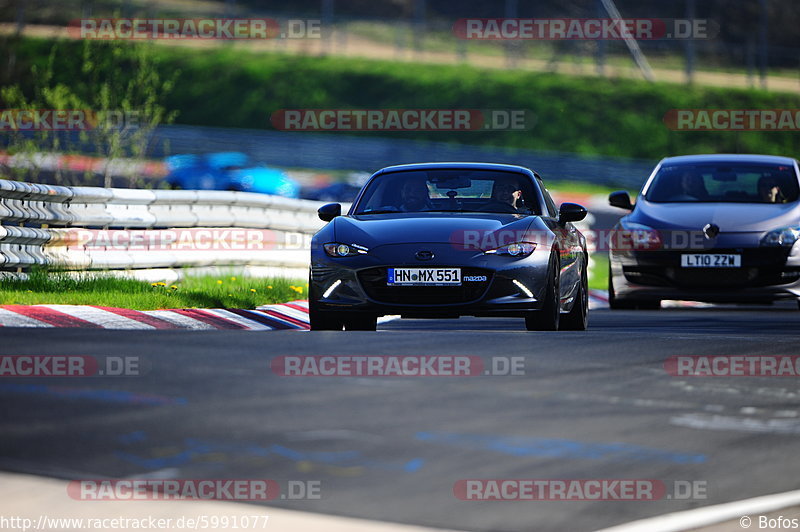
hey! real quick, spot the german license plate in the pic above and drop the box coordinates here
[680,254,741,268]
[387,268,461,286]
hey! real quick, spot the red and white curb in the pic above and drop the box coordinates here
[0,294,708,329]
[0,301,310,330]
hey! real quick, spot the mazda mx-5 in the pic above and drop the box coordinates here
[308,162,589,331]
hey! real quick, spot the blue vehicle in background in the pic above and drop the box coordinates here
[164,152,300,198]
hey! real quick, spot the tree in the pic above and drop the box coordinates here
[1,38,178,187]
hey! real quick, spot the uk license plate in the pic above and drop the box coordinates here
[680,254,741,268]
[387,268,461,286]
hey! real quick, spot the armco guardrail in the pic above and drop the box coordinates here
[0,178,336,273]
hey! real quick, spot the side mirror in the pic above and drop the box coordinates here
[318,203,341,222]
[558,202,587,224]
[609,191,634,211]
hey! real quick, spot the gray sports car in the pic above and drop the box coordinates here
[608,154,800,309]
[309,162,589,331]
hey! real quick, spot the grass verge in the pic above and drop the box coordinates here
[588,252,609,291]
[0,271,307,310]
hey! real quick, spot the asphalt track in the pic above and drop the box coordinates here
[1,305,799,532]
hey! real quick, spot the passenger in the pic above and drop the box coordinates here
[398,179,433,211]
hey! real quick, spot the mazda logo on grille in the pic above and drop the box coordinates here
[415,250,434,261]
[703,223,720,239]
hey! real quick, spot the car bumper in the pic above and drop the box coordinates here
[610,245,800,302]
[310,243,553,317]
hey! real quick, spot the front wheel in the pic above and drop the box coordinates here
[525,253,561,331]
[308,303,343,330]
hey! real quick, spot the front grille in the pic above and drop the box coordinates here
[623,248,797,288]
[669,267,758,287]
[357,267,492,305]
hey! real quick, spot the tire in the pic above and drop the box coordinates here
[309,303,343,330]
[608,262,660,310]
[525,253,561,331]
[560,258,588,331]
[343,313,378,331]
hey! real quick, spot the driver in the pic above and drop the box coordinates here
[398,178,433,211]
[492,181,523,210]
[680,171,708,200]
[758,176,784,203]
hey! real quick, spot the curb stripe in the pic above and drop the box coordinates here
[259,305,310,323]
[259,309,308,329]
[284,302,310,313]
[0,308,53,328]
[172,309,249,330]
[201,309,272,330]
[41,305,154,330]
[142,310,216,330]
[226,309,295,330]
[94,306,178,330]
[1,305,103,329]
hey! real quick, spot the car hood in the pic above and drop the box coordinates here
[333,213,541,248]
[634,201,800,232]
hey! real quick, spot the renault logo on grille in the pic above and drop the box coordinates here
[703,223,720,239]
[415,250,434,261]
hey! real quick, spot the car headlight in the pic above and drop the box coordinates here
[323,243,369,257]
[617,222,662,250]
[761,226,800,247]
[485,242,536,257]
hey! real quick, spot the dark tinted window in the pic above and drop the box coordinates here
[354,169,541,215]
[645,163,800,203]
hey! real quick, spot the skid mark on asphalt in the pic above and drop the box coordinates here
[415,431,706,464]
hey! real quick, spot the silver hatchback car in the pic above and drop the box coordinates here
[608,154,800,309]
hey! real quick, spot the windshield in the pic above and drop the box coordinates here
[353,169,541,215]
[645,163,800,203]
